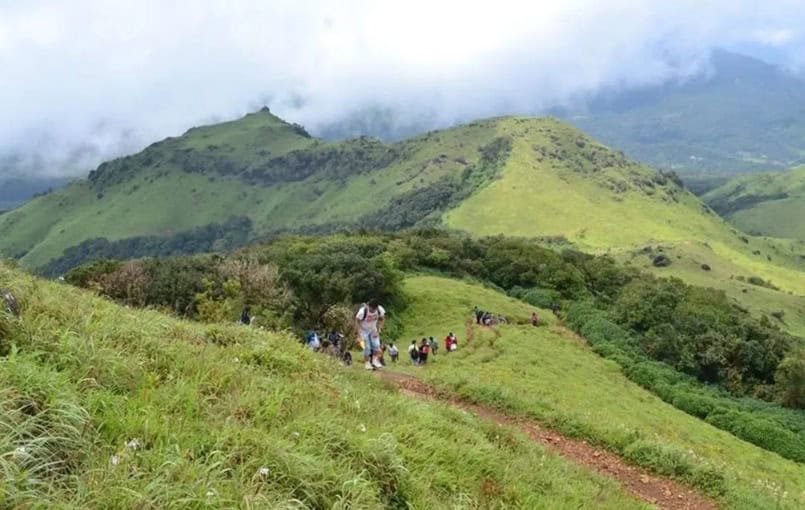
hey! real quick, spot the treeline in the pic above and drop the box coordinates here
[64,231,805,458]
[41,217,254,277]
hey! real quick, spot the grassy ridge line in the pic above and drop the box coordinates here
[0,262,649,509]
[704,165,805,240]
[397,275,805,510]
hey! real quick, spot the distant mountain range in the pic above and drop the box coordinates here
[704,165,805,240]
[320,50,805,176]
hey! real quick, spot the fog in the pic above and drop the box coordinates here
[1,0,804,178]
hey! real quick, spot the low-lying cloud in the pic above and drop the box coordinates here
[2,0,804,178]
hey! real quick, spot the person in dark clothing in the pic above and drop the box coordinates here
[474,306,483,325]
[409,340,420,364]
[240,306,252,325]
[343,350,353,366]
[418,337,430,365]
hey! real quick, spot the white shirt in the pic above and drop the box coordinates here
[356,305,385,333]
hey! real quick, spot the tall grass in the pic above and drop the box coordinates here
[0,263,647,509]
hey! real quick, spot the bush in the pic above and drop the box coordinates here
[706,410,805,463]
[670,391,720,419]
[511,287,561,309]
[776,352,805,409]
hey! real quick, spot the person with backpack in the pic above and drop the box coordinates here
[418,338,430,365]
[474,306,483,325]
[429,336,438,356]
[389,344,399,363]
[355,298,385,371]
[240,306,252,325]
[306,330,321,352]
[408,340,420,364]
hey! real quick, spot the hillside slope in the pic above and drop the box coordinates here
[0,262,657,509]
[2,110,802,335]
[561,50,805,175]
[399,275,805,510]
[703,165,805,240]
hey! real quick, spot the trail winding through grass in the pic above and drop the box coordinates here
[377,369,718,510]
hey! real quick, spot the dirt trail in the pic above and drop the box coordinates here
[378,370,718,510]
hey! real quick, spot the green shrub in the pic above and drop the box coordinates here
[776,352,805,409]
[706,410,805,463]
[670,391,720,419]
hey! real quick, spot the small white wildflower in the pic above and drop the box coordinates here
[290,431,300,440]
[13,446,26,459]
[258,467,270,477]
[357,424,367,433]
[125,439,141,450]
[233,357,240,363]
[206,490,215,497]
[111,454,120,466]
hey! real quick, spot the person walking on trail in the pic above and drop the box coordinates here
[474,306,483,325]
[409,340,420,364]
[429,336,438,356]
[356,299,386,371]
[418,338,430,365]
[531,311,539,327]
[389,343,399,363]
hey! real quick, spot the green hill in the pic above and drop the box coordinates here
[0,261,659,509]
[398,275,805,510]
[1,110,803,335]
[703,165,805,240]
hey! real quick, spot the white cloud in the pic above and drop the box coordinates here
[751,28,796,46]
[1,0,804,178]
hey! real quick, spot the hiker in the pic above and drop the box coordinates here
[343,350,353,366]
[389,343,399,363]
[409,340,420,364]
[240,306,252,325]
[531,312,539,327]
[482,312,493,326]
[474,306,483,325]
[306,330,321,351]
[329,330,343,353]
[429,336,438,356]
[445,332,458,352]
[380,344,388,367]
[418,338,430,365]
[355,299,386,371]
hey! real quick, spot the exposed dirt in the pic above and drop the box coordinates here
[378,370,718,510]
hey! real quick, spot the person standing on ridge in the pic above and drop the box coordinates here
[355,298,386,371]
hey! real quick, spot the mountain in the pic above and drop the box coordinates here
[560,50,805,175]
[1,109,803,335]
[703,165,805,240]
[0,176,72,211]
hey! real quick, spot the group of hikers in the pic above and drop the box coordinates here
[473,306,508,326]
[244,298,546,372]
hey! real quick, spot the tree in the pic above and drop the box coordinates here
[776,351,805,409]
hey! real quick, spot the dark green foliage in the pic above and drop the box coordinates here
[42,217,254,277]
[776,352,805,409]
[706,411,805,462]
[247,138,405,185]
[361,137,513,231]
[508,287,561,309]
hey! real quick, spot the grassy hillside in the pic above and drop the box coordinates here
[704,165,805,240]
[398,275,805,510]
[0,261,657,509]
[2,110,802,337]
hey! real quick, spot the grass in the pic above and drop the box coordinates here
[704,165,805,240]
[397,275,805,510]
[0,262,651,509]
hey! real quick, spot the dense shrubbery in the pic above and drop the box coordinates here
[41,217,254,277]
[565,301,805,463]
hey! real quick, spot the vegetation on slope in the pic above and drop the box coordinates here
[62,231,805,468]
[397,275,805,510]
[704,165,805,240]
[0,261,654,509]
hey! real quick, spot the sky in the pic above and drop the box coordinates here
[2,0,805,179]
